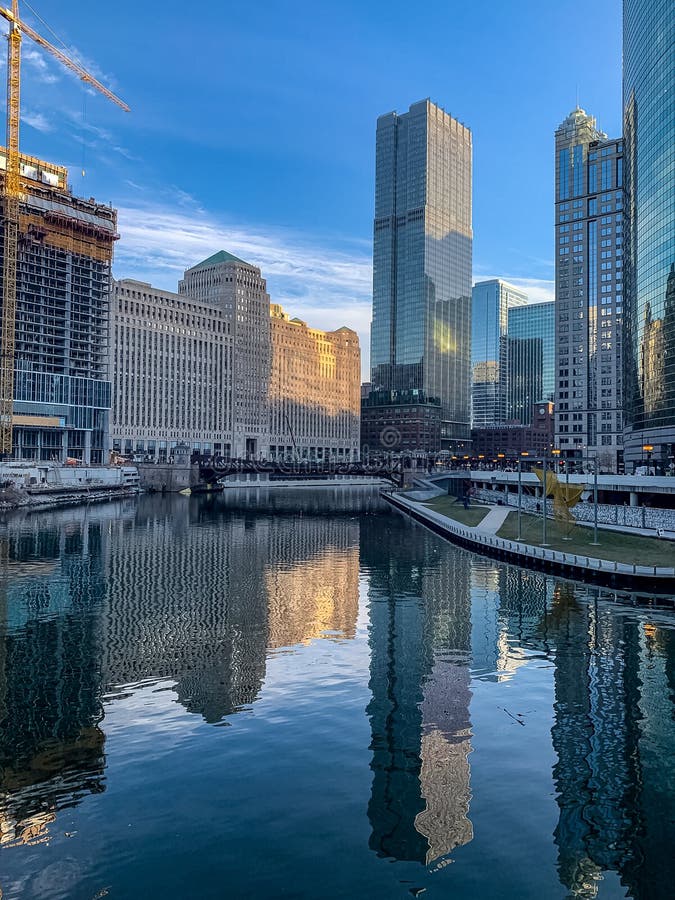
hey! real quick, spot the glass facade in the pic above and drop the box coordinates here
[507,300,555,425]
[371,100,473,450]
[471,280,527,426]
[622,0,675,470]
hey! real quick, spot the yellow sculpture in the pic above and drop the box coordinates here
[533,468,586,524]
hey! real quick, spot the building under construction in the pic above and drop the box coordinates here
[0,150,116,464]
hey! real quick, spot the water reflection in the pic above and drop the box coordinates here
[549,585,675,899]
[0,505,117,848]
[362,516,473,867]
[0,491,673,898]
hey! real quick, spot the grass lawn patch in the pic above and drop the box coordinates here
[423,495,489,527]
[497,511,673,567]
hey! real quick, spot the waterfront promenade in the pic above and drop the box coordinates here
[383,490,675,596]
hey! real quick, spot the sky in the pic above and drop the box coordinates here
[5,0,622,377]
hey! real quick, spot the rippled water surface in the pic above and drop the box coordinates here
[1,489,674,899]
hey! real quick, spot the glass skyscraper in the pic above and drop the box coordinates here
[623,0,675,471]
[471,279,527,427]
[553,108,624,471]
[507,300,555,425]
[370,99,473,451]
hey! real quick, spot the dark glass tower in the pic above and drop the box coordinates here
[623,0,675,471]
[370,100,473,452]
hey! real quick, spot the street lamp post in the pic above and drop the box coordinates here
[642,444,653,474]
[591,456,600,545]
[542,454,549,547]
[517,456,523,541]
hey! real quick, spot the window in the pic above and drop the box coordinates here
[573,145,584,196]
[559,148,570,199]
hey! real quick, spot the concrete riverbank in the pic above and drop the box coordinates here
[0,463,140,512]
[382,490,675,597]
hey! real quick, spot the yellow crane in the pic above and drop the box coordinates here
[0,0,129,457]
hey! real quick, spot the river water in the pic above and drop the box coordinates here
[0,489,674,899]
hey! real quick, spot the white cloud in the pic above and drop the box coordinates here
[22,45,60,84]
[473,272,555,304]
[114,201,373,377]
[21,109,52,132]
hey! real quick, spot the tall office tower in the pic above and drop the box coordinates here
[180,251,271,458]
[623,0,675,472]
[471,279,527,426]
[554,108,624,471]
[0,152,115,464]
[370,99,473,452]
[507,300,555,424]
[110,279,234,461]
[268,304,361,462]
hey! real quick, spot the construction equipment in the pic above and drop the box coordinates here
[0,0,129,457]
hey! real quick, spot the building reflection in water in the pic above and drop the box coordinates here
[362,515,473,868]
[0,490,364,847]
[548,583,675,899]
[0,503,127,848]
[101,492,361,720]
[1,487,674,896]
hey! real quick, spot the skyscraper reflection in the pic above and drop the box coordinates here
[362,517,473,867]
[0,507,119,847]
[549,585,675,899]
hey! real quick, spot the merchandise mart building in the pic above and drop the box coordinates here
[370,99,473,453]
[110,253,361,463]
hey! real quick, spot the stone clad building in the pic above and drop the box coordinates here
[268,304,360,461]
[179,251,271,459]
[553,108,624,470]
[110,279,233,461]
[110,252,361,461]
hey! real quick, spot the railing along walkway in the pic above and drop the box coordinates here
[384,492,675,582]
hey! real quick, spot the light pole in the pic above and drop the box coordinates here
[552,447,561,473]
[591,455,600,545]
[518,457,523,540]
[642,444,653,474]
[518,451,528,542]
[541,453,549,547]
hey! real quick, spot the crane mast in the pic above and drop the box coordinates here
[0,0,20,457]
[0,0,129,457]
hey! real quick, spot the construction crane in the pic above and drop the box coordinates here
[0,0,129,457]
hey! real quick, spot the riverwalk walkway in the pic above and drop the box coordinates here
[382,490,675,595]
[472,506,510,535]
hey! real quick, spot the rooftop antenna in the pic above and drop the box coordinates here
[575,84,579,109]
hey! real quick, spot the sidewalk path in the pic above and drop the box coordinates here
[473,505,510,535]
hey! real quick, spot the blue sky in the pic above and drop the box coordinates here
[6,0,622,375]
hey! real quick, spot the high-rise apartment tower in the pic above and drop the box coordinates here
[0,151,115,464]
[370,99,473,451]
[622,0,675,471]
[553,108,624,471]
